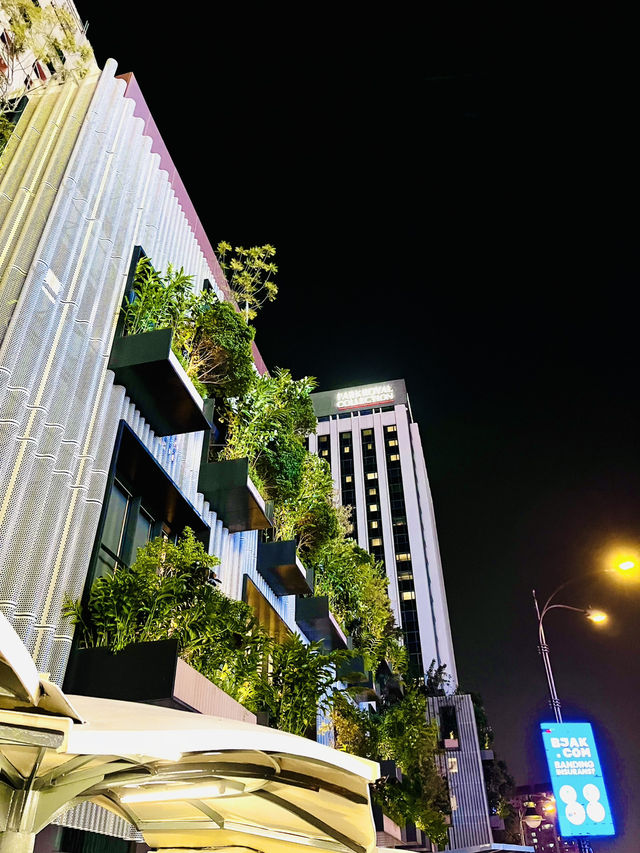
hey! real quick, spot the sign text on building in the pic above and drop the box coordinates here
[335,384,395,410]
[540,722,615,837]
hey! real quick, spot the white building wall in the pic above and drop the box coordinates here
[0,61,297,691]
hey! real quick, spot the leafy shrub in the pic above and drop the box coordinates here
[120,257,255,402]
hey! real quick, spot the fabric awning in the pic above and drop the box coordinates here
[0,613,381,853]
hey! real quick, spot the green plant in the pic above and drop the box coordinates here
[313,538,406,673]
[220,369,317,502]
[121,256,193,337]
[121,256,255,402]
[273,452,340,555]
[1,1,93,111]
[255,633,351,736]
[216,241,277,321]
[331,688,450,843]
[63,528,269,708]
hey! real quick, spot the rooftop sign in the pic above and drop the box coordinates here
[336,383,395,410]
[310,379,407,418]
[540,722,615,837]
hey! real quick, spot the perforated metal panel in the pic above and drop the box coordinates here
[0,61,298,688]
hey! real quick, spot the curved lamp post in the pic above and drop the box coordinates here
[532,559,633,723]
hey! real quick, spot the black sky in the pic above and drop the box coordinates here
[75,6,638,849]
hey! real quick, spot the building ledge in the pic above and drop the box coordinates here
[257,540,312,596]
[109,328,210,437]
[63,640,256,724]
[295,596,348,651]
[198,458,273,533]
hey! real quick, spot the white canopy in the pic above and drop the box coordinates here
[0,614,381,853]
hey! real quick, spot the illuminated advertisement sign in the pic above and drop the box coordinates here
[540,722,615,837]
[335,384,395,410]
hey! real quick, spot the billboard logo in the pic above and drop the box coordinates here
[540,722,615,837]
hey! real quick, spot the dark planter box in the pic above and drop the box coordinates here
[295,596,347,651]
[257,540,312,596]
[198,458,273,533]
[64,639,182,703]
[63,640,256,722]
[108,328,210,437]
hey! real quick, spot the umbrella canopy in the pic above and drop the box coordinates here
[0,615,380,853]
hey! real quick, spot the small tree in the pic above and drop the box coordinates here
[220,369,317,501]
[313,538,406,673]
[121,256,255,402]
[216,241,278,321]
[273,452,340,554]
[255,633,350,736]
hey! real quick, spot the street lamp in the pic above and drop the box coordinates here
[532,558,633,723]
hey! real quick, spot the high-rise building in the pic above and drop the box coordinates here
[310,379,456,677]
[310,380,496,851]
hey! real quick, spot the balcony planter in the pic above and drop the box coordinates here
[62,640,256,724]
[108,327,210,436]
[198,457,273,533]
[295,596,347,651]
[338,654,376,701]
[256,540,312,596]
[481,748,495,761]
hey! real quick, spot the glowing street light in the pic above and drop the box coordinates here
[532,567,625,723]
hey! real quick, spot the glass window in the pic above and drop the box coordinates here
[369,520,379,529]
[363,429,372,436]
[388,439,398,447]
[396,552,411,561]
[345,475,353,483]
[366,472,378,480]
[371,537,383,546]
[369,504,378,512]
[131,507,153,559]
[96,483,129,577]
[321,449,329,456]
[368,487,377,496]
[343,446,350,453]
[390,453,400,461]
[401,590,416,601]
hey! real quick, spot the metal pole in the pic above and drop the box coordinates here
[533,589,563,723]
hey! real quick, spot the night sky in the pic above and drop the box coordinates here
[75,7,638,850]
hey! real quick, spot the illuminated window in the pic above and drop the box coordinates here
[368,487,377,496]
[447,757,458,773]
[363,429,373,436]
[401,590,415,601]
[369,521,379,529]
[369,504,378,512]
[396,552,411,561]
[366,473,378,480]
[388,439,398,447]
[387,425,397,433]
[371,537,382,546]
[321,449,328,456]
[366,442,373,450]
[343,446,350,453]
[389,453,400,461]
[397,569,413,580]
[345,475,353,483]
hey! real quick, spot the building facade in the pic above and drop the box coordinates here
[310,381,494,851]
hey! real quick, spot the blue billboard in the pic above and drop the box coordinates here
[540,722,615,837]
